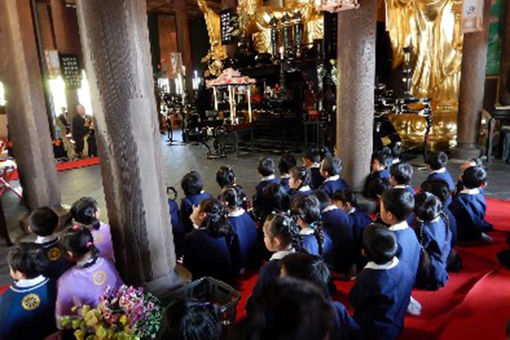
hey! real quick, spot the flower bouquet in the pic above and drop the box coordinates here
[60,285,164,340]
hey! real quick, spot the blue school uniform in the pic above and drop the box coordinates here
[378,169,390,180]
[289,186,314,202]
[389,221,421,280]
[394,185,416,225]
[228,209,257,272]
[350,257,413,340]
[183,228,233,282]
[35,236,73,279]
[250,250,294,301]
[450,188,493,241]
[169,199,185,257]
[280,175,290,192]
[321,206,355,271]
[427,168,455,192]
[329,301,362,340]
[301,230,321,256]
[416,217,451,290]
[310,164,324,189]
[0,276,56,340]
[444,206,457,245]
[180,192,212,233]
[253,175,280,212]
[319,175,349,198]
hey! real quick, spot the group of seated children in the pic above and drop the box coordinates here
[0,198,120,340]
[0,145,495,340]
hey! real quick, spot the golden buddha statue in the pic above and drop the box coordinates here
[197,0,227,76]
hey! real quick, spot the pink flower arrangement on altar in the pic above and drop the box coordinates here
[206,68,256,87]
[60,285,164,340]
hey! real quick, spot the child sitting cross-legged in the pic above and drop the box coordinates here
[71,197,115,261]
[0,243,57,340]
[318,156,349,198]
[55,225,122,322]
[180,171,212,234]
[28,207,72,279]
[349,224,414,340]
[291,195,332,257]
[280,252,361,340]
[220,185,257,274]
[183,198,234,282]
[450,165,494,243]
[425,151,455,192]
[413,192,452,290]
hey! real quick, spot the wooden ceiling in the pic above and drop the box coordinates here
[38,0,221,17]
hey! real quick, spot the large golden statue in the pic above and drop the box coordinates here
[386,0,463,110]
[197,0,227,77]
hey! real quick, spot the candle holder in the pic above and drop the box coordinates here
[402,45,413,97]
[270,17,279,63]
[281,13,293,60]
[292,12,303,58]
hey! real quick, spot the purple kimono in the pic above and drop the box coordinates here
[55,257,122,318]
[91,223,115,261]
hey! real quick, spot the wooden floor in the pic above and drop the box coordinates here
[0,132,509,285]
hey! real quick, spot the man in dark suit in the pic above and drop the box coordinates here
[72,104,88,157]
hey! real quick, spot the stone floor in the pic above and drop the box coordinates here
[0,131,509,285]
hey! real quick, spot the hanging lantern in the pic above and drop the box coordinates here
[320,0,359,12]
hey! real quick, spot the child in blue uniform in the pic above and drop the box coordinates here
[370,147,393,180]
[253,157,279,213]
[216,165,237,190]
[314,190,354,274]
[389,162,415,197]
[333,189,372,268]
[455,157,483,194]
[291,195,332,257]
[302,148,324,189]
[28,207,72,279]
[318,156,348,197]
[250,213,302,304]
[180,171,212,233]
[0,243,56,340]
[221,185,257,273]
[278,153,296,192]
[363,177,391,225]
[450,166,493,243]
[414,192,451,290]
[166,186,185,258]
[289,165,313,198]
[425,151,455,192]
[350,224,414,340]
[380,188,422,315]
[183,198,234,282]
[280,253,361,340]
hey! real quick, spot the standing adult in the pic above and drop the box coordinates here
[72,104,88,157]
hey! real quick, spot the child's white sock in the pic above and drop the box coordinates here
[481,232,494,244]
[406,295,422,316]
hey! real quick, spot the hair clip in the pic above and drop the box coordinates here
[72,224,80,231]
[86,241,93,248]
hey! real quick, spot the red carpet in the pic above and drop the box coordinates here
[0,285,7,295]
[486,197,510,232]
[8,157,100,181]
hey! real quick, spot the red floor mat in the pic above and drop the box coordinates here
[0,285,8,295]
[486,198,510,232]
[9,157,100,181]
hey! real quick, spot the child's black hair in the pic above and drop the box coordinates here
[264,213,303,252]
[371,147,393,169]
[61,224,98,259]
[257,157,276,177]
[426,151,448,170]
[260,183,290,216]
[7,243,49,279]
[420,179,451,205]
[289,166,311,188]
[413,192,449,243]
[278,153,297,175]
[198,198,232,237]
[332,188,357,207]
[381,188,414,221]
[303,148,321,163]
[317,146,332,161]
[280,252,330,293]
[290,195,325,256]
[390,162,413,185]
[363,223,398,264]
[216,166,236,189]
[28,207,58,236]
[321,156,342,176]
[462,166,487,189]
[364,177,391,201]
[181,171,204,196]
[156,298,222,340]
[220,185,245,209]
[313,190,331,212]
[391,142,402,159]
[70,197,101,230]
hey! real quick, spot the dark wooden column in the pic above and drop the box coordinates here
[175,0,193,94]
[451,0,491,159]
[76,0,177,293]
[500,1,510,105]
[50,0,80,125]
[0,0,61,211]
[336,0,377,191]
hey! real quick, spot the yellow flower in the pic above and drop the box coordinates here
[71,319,82,330]
[95,325,108,339]
[84,310,99,327]
[119,315,129,326]
[73,329,85,340]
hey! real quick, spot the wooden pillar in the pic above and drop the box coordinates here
[76,0,177,293]
[175,0,193,94]
[336,0,377,191]
[500,1,510,105]
[451,0,491,159]
[50,0,80,124]
[0,0,61,211]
